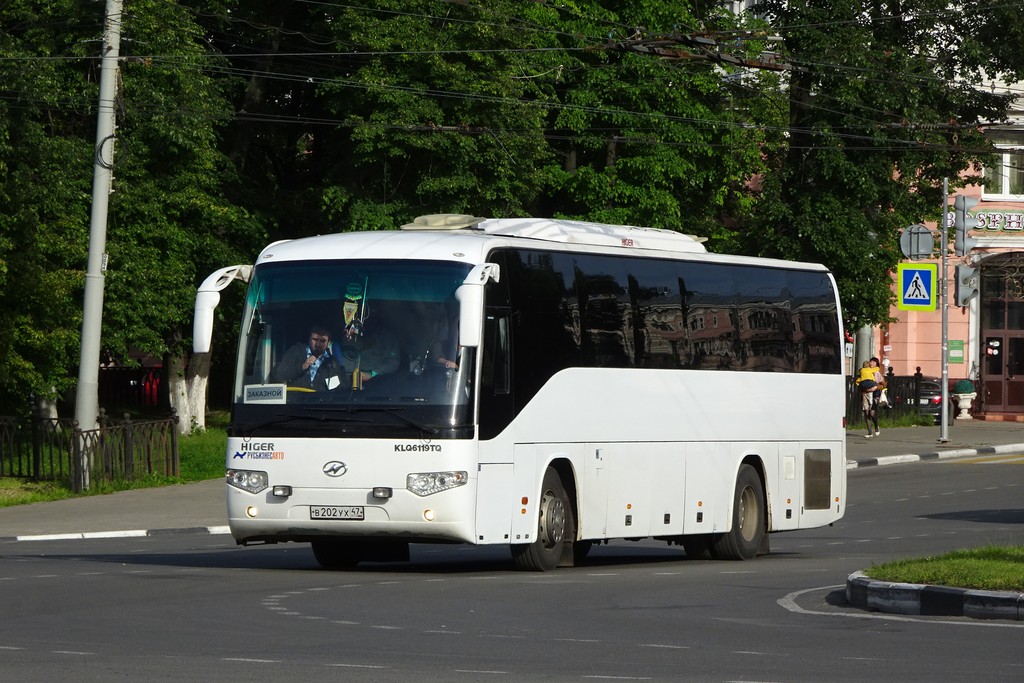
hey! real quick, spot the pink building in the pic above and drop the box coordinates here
[872,173,1024,420]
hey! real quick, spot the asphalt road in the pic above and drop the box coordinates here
[0,430,1022,681]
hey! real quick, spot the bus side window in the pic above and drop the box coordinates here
[484,311,510,395]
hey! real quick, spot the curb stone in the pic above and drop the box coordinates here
[846,571,1024,621]
[846,442,1024,469]
[0,525,230,544]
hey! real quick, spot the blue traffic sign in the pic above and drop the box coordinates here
[897,263,937,311]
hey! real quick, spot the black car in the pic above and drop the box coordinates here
[914,377,955,425]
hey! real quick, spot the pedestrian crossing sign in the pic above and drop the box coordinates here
[897,263,937,311]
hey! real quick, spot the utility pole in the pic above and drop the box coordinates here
[939,178,950,443]
[75,0,122,487]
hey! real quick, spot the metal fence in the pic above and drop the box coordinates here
[0,410,179,492]
[844,373,949,425]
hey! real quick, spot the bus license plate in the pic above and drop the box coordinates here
[310,505,364,520]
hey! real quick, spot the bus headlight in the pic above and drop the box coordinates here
[227,469,268,494]
[407,471,468,497]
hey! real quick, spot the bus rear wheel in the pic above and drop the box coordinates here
[512,468,573,571]
[711,464,765,561]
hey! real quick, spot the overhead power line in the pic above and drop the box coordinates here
[611,31,789,72]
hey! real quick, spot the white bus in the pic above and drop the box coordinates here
[194,214,846,571]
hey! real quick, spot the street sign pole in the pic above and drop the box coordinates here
[940,178,950,442]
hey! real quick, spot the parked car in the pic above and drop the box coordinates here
[914,377,955,425]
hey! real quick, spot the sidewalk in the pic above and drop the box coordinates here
[845,419,1024,468]
[0,478,227,541]
[2,420,1022,542]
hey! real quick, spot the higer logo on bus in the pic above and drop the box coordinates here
[322,461,347,477]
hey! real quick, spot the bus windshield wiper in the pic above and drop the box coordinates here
[234,412,372,434]
[305,405,441,435]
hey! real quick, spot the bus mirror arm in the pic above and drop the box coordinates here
[193,265,253,354]
[456,263,500,349]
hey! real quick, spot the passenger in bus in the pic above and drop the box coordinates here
[428,321,459,371]
[339,321,400,388]
[434,346,459,370]
[410,306,459,374]
[270,325,343,391]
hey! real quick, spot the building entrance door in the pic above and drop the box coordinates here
[980,334,1024,412]
[978,254,1024,415]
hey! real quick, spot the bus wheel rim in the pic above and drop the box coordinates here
[540,490,566,547]
[738,486,757,543]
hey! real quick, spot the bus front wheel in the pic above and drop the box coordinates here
[512,468,573,571]
[711,464,766,561]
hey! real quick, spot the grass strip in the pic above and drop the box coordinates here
[864,545,1024,592]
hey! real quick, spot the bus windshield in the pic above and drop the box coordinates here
[230,259,476,439]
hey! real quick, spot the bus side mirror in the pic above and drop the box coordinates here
[456,263,500,349]
[193,265,252,353]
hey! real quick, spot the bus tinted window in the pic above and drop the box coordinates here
[498,247,839,400]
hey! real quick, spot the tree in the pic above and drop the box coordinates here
[313,1,558,225]
[0,1,267,430]
[0,1,97,415]
[7,0,1024,427]
[266,0,772,244]
[100,0,266,433]
[750,0,1024,328]
[536,1,775,241]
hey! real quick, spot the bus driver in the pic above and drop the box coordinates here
[270,325,343,391]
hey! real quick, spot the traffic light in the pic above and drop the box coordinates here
[953,195,979,256]
[955,265,979,306]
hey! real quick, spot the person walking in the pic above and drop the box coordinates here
[856,359,881,437]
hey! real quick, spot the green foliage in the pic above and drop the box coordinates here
[0,0,268,414]
[749,0,1024,328]
[538,3,772,240]
[317,1,558,223]
[2,0,1024,416]
[0,1,94,411]
[101,0,267,364]
[954,379,975,393]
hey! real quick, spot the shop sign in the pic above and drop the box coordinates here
[977,211,1024,231]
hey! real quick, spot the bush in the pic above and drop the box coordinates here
[953,379,975,393]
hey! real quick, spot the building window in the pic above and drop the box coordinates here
[983,148,1024,200]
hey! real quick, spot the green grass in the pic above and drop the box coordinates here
[0,478,79,507]
[0,411,229,507]
[178,414,230,482]
[864,545,1024,592]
